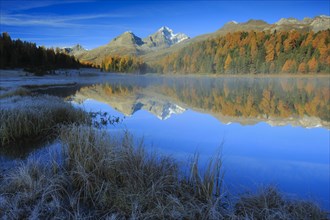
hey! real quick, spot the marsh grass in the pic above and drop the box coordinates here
[234,187,328,219]
[0,125,227,219]
[59,125,227,219]
[0,87,31,99]
[0,95,90,146]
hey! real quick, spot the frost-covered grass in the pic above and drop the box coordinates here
[234,187,327,219]
[0,125,327,219]
[0,95,90,146]
[0,125,226,219]
[0,87,31,99]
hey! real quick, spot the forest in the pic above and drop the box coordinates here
[101,55,148,74]
[0,32,84,74]
[154,30,330,74]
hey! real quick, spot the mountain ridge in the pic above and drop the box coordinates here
[77,27,189,65]
[75,15,329,66]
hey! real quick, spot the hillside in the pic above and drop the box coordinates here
[154,30,330,74]
[143,15,330,64]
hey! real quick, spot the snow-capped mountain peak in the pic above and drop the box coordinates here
[157,26,189,44]
[143,26,189,49]
[158,26,172,32]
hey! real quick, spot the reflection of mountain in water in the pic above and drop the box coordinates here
[72,84,186,120]
[71,77,329,129]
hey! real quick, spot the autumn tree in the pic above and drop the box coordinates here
[224,54,232,73]
[282,59,297,73]
[307,57,318,73]
[298,62,307,73]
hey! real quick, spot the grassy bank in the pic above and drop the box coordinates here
[0,125,226,219]
[0,94,90,146]
[0,124,327,219]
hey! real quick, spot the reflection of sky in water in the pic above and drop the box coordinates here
[80,99,330,209]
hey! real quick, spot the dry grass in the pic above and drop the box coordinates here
[0,95,90,146]
[0,87,31,99]
[59,125,227,219]
[0,124,327,219]
[234,187,328,219]
[0,125,226,219]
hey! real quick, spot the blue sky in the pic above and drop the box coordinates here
[1,0,329,49]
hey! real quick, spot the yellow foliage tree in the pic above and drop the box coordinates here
[282,59,296,73]
[307,57,318,72]
[224,54,232,72]
[298,62,307,73]
[265,42,275,62]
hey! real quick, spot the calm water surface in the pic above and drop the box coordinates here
[3,74,330,209]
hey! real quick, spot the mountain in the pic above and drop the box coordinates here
[77,27,189,65]
[216,15,330,33]
[75,15,329,69]
[76,31,143,64]
[63,44,86,56]
[143,26,189,49]
[142,15,330,64]
[217,19,270,33]
[273,15,330,32]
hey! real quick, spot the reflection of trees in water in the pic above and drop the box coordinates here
[79,83,140,97]
[156,78,329,121]
[78,78,329,122]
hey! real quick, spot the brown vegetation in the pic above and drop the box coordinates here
[0,125,226,219]
[0,95,90,146]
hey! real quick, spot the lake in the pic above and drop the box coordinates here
[2,74,330,209]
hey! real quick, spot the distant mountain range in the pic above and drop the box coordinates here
[63,44,87,56]
[69,15,329,67]
[75,27,189,65]
[217,15,330,34]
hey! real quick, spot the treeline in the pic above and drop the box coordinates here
[155,30,330,74]
[101,55,148,74]
[0,32,85,74]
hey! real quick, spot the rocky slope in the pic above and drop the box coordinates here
[142,26,189,49]
[64,44,87,56]
[216,15,330,34]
